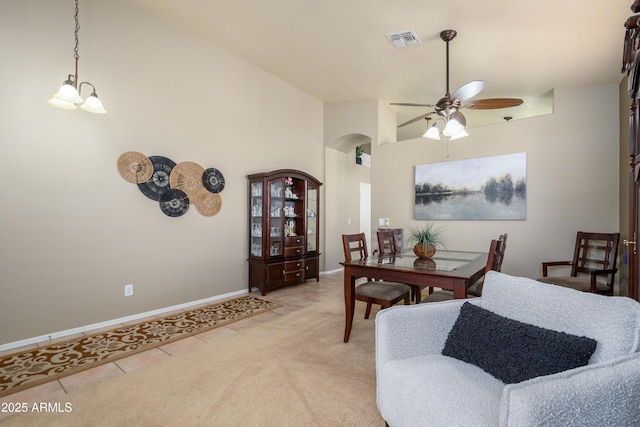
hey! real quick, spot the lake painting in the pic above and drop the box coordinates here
[415,152,527,220]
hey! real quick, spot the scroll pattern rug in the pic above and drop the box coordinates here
[0,295,281,397]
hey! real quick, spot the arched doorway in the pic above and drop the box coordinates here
[324,134,372,271]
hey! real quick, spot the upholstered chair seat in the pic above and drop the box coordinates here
[355,282,411,301]
[537,276,611,293]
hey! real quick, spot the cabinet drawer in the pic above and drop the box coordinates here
[284,269,304,283]
[284,259,304,272]
[285,236,305,247]
[284,246,304,257]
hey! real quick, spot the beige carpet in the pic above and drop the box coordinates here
[0,293,383,426]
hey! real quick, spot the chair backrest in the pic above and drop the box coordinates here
[482,271,640,364]
[485,233,508,273]
[484,233,507,273]
[378,228,404,253]
[342,233,369,262]
[377,230,397,256]
[570,231,620,284]
[484,239,499,273]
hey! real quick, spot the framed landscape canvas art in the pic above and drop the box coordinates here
[415,152,527,220]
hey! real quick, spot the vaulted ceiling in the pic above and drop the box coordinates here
[132,0,632,139]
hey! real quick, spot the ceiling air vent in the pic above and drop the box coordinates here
[386,30,422,48]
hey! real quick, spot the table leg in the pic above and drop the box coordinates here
[452,280,467,299]
[343,268,356,343]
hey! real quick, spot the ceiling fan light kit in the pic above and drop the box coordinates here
[423,124,441,140]
[392,29,523,141]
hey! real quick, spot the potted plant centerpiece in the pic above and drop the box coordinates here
[407,223,445,259]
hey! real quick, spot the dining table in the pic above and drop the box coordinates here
[340,249,487,342]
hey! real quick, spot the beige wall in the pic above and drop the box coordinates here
[371,84,620,281]
[0,0,323,345]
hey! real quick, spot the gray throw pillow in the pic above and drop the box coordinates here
[442,302,597,384]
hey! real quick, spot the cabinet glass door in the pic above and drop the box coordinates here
[306,183,318,252]
[268,179,284,257]
[250,182,263,257]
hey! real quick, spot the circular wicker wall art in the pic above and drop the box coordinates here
[202,167,225,193]
[159,189,190,217]
[118,152,225,218]
[194,188,222,217]
[137,156,176,201]
[170,161,205,198]
[117,151,153,184]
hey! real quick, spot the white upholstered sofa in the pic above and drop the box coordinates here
[375,271,640,427]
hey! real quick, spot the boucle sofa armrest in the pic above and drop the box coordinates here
[375,299,468,364]
[499,352,640,427]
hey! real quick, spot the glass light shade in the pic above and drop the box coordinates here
[449,128,470,140]
[422,125,441,140]
[80,93,107,114]
[52,81,83,104]
[442,118,464,137]
[48,96,78,110]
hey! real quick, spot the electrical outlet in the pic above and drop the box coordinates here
[124,284,134,297]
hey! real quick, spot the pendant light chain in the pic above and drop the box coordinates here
[73,0,80,61]
[72,0,80,87]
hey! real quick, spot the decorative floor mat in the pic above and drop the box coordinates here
[0,295,281,397]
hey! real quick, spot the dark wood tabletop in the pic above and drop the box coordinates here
[339,250,487,342]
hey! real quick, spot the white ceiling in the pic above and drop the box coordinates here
[132,0,632,140]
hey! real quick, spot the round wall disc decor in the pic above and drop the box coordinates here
[159,189,189,217]
[194,187,222,216]
[202,168,225,193]
[170,161,205,198]
[138,156,176,201]
[119,151,223,218]
[117,151,153,184]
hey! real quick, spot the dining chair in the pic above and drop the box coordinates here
[421,233,508,303]
[342,233,411,318]
[469,233,508,295]
[377,229,423,303]
[538,231,619,295]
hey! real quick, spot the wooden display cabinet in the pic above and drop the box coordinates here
[247,169,322,295]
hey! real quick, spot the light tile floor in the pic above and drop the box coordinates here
[0,273,347,421]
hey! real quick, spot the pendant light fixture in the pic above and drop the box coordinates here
[48,0,106,114]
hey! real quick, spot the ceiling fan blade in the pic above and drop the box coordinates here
[463,98,524,110]
[390,102,435,108]
[398,113,431,128]
[452,80,485,102]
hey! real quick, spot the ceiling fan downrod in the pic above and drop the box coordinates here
[440,29,457,96]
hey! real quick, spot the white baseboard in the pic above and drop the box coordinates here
[0,288,250,353]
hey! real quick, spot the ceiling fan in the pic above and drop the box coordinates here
[391,29,523,140]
